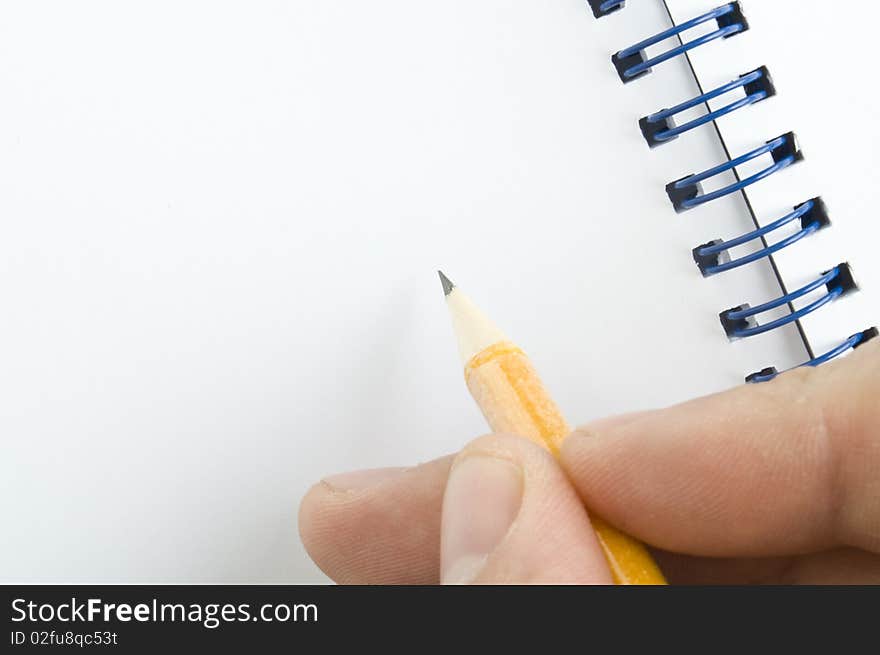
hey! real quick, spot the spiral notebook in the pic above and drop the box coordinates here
[0,1,875,583]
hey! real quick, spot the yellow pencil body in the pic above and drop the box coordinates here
[464,341,666,585]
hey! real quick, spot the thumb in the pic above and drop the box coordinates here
[440,434,613,584]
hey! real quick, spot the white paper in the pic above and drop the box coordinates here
[0,1,806,582]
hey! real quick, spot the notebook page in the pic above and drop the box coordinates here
[665,0,878,363]
[0,1,804,582]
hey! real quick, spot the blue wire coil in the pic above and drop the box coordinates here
[589,0,625,19]
[694,198,831,276]
[747,328,879,383]
[613,3,748,83]
[594,1,872,378]
[667,132,802,212]
[721,264,857,340]
[640,67,775,147]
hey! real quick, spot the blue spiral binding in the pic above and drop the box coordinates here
[596,3,871,375]
[747,328,879,383]
[694,198,831,276]
[640,67,775,147]
[589,0,625,19]
[612,3,748,82]
[667,133,802,212]
[721,265,856,340]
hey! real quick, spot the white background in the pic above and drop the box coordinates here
[0,1,818,582]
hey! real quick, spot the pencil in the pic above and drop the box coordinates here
[439,271,666,585]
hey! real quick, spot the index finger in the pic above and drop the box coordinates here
[561,339,880,557]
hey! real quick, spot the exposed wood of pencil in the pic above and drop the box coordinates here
[442,273,666,585]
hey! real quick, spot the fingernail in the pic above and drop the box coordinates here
[323,467,408,492]
[584,410,654,434]
[565,410,657,447]
[441,456,523,584]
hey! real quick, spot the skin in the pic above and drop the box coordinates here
[298,339,880,584]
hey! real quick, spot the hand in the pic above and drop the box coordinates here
[298,339,880,584]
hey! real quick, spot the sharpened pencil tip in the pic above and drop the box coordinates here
[438,271,455,297]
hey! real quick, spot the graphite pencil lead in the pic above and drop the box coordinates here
[438,270,455,297]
